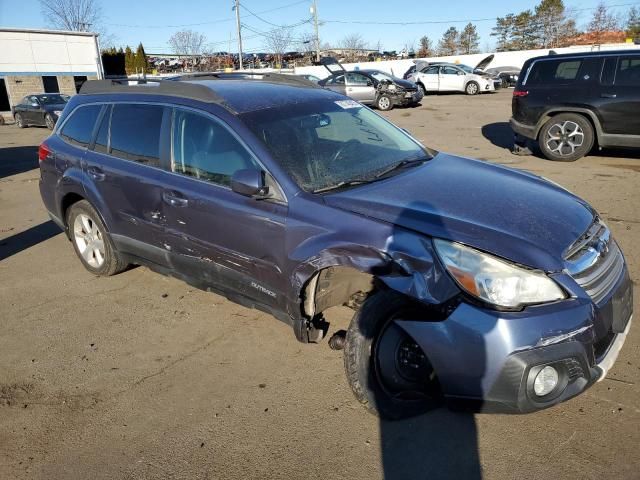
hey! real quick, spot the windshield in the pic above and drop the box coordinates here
[241,99,432,193]
[458,65,474,73]
[37,94,68,105]
[368,71,397,83]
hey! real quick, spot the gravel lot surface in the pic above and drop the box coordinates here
[1,89,638,480]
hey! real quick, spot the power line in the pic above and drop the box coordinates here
[105,0,310,29]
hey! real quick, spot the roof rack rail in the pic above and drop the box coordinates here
[79,78,226,104]
[169,71,321,88]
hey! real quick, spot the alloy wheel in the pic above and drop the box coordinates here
[45,115,54,129]
[73,213,106,268]
[378,96,391,110]
[545,121,584,157]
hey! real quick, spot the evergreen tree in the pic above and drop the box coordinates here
[437,27,459,56]
[458,23,480,54]
[124,46,134,75]
[417,36,434,57]
[535,0,566,48]
[492,14,515,51]
[135,43,149,74]
[511,10,538,50]
[626,6,640,39]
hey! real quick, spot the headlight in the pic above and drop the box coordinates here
[433,239,566,308]
[387,84,397,91]
[53,110,63,116]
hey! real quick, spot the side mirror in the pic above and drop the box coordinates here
[231,169,269,198]
[366,80,373,86]
[457,71,465,76]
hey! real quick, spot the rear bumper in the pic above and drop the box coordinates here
[510,117,537,140]
[396,267,633,413]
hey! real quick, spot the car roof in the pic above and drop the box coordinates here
[527,49,640,63]
[80,76,343,114]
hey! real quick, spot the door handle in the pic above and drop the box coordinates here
[162,190,188,207]
[87,166,106,181]
[601,93,617,98]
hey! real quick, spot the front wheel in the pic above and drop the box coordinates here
[343,291,441,420]
[538,113,594,162]
[417,83,426,96]
[376,94,393,111]
[465,81,479,95]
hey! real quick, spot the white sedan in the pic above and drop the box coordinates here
[409,64,495,95]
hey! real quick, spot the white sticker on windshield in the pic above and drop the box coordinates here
[334,100,361,109]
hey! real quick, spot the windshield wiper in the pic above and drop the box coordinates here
[312,179,371,194]
[374,156,429,179]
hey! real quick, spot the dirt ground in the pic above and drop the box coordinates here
[1,89,638,480]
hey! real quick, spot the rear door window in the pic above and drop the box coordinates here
[109,104,164,166]
[171,108,259,187]
[59,105,102,148]
[615,55,640,86]
[527,59,582,85]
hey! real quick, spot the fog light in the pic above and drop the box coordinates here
[534,366,559,396]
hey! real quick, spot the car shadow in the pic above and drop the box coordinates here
[0,220,62,261]
[369,200,488,480]
[0,145,39,179]
[482,122,514,151]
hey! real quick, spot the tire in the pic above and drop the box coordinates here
[66,200,128,276]
[15,113,26,128]
[45,113,55,130]
[417,83,426,96]
[538,113,594,162]
[465,81,479,95]
[376,94,393,111]
[343,290,442,420]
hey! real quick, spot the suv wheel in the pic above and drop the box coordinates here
[15,113,26,128]
[376,94,393,111]
[465,81,479,95]
[539,114,594,162]
[67,200,128,276]
[344,291,441,420]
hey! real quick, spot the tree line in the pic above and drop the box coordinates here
[102,43,149,76]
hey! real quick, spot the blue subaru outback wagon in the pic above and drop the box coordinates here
[39,74,633,419]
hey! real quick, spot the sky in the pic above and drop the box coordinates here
[0,0,637,54]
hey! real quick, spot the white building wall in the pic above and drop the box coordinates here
[294,43,640,79]
[0,28,101,76]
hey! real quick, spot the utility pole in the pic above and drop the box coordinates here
[311,0,320,62]
[234,0,243,70]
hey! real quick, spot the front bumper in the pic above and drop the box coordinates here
[392,89,423,106]
[396,266,633,413]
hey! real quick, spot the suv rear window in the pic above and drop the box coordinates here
[110,104,164,166]
[616,55,640,86]
[527,59,582,85]
[59,105,102,147]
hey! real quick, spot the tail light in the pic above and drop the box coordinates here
[513,89,529,97]
[38,142,51,163]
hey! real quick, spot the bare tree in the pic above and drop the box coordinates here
[341,33,367,61]
[39,0,101,31]
[587,2,620,44]
[297,31,316,64]
[264,29,292,69]
[168,30,207,71]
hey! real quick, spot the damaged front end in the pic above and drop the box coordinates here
[376,80,422,107]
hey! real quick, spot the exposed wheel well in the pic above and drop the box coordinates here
[61,192,85,229]
[302,266,377,318]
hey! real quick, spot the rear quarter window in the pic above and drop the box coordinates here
[526,59,583,85]
[616,55,640,86]
[59,105,102,148]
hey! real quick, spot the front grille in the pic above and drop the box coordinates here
[565,220,625,304]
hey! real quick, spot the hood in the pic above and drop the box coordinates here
[392,77,417,89]
[475,54,494,71]
[323,154,595,271]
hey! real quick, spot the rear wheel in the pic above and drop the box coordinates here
[376,94,393,111]
[45,113,55,130]
[344,291,441,420]
[15,113,26,128]
[67,200,128,276]
[538,113,594,162]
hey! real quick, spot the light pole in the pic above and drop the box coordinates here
[311,0,320,62]
[234,0,243,70]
